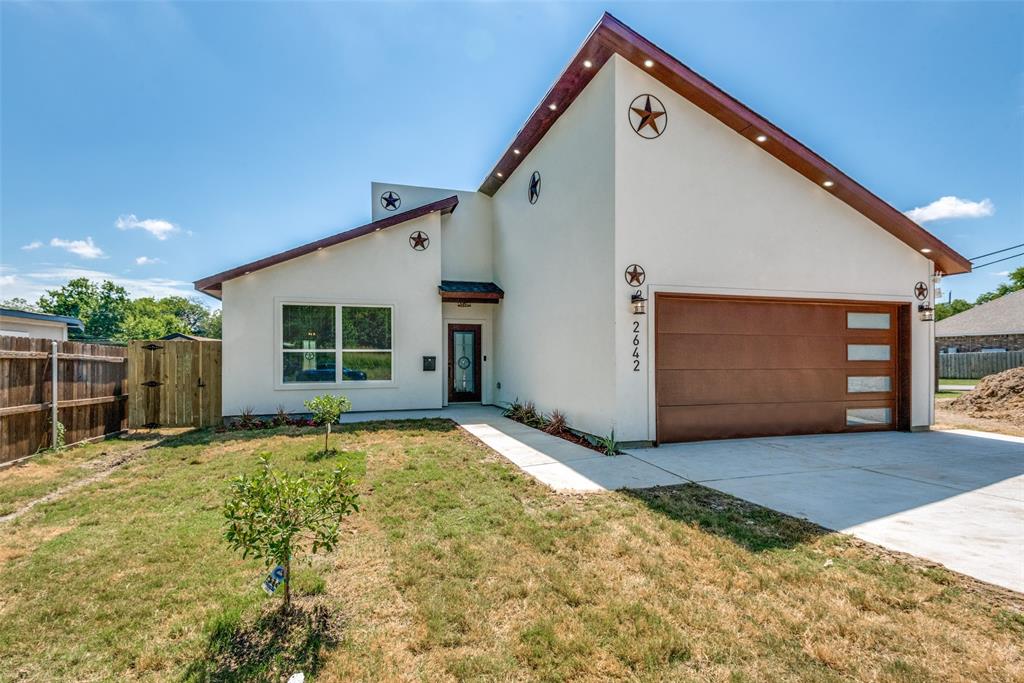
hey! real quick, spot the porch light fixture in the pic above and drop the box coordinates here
[631,292,648,315]
[918,303,934,322]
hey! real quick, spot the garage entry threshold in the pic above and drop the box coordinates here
[340,407,1023,593]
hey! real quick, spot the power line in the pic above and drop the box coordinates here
[971,251,1024,270]
[969,242,1024,261]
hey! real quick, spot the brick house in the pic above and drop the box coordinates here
[936,289,1024,353]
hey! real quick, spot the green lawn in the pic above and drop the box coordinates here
[0,421,1021,681]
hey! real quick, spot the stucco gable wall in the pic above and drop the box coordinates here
[221,212,443,416]
[371,182,494,283]
[490,59,617,437]
[612,56,936,438]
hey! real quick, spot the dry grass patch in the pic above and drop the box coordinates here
[0,419,1020,682]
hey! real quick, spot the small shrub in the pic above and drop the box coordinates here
[223,456,359,607]
[544,410,567,435]
[304,394,352,454]
[503,398,525,421]
[238,406,260,430]
[594,430,619,456]
[521,401,543,427]
[272,404,290,427]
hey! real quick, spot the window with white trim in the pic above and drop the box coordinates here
[281,304,392,383]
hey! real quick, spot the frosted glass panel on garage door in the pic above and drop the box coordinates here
[847,312,891,329]
[848,344,891,361]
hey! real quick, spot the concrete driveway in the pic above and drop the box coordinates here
[627,429,1024,593]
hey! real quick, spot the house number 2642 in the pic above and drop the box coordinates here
[632,320,641,372]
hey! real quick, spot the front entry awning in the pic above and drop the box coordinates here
[439,280,504,304]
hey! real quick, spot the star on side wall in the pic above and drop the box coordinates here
[625,264,646,286]
[629,94,667,139]
[409,230,429,251]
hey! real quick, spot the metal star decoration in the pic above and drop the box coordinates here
[625,264,646,287]
[409,230,429,251]
[629,94,666,139]
[381,191,401,211]
[529,171,541,204]
[914,281,928,300]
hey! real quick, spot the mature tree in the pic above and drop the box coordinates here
[974,266,1024,305]
[0,297,39,312]
[204,309,222,339]
[37,278,130,339]
[935,298,973,322]
[119,297,189,340]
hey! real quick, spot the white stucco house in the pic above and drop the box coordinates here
[195,14,970,444]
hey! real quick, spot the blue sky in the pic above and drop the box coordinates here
[2,1,1021,308]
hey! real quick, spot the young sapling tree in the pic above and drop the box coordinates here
[304,394,352,454]
[223,456,359,608]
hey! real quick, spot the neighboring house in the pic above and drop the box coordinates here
[936,289,1024,353]
[0,308,84,341]
[195,14,970,444]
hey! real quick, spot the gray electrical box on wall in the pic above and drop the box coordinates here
[422,356,436,371]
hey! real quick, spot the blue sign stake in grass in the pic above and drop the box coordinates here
[262,565,286,595]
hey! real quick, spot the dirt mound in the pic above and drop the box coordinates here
[948,367,1024,426]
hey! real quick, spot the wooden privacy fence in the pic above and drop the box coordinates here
[939,350,1024,379]
[0,336,127,464]
[128,340,221,428]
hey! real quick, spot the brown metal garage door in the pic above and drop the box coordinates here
[655,294,909,443]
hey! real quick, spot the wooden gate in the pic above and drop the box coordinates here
[128,340,221,428]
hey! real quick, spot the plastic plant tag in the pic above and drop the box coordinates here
[262,565,286,595]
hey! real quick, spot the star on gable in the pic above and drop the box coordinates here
[625,264,646,287]
[629,94,667,139]
[409,230,429,251]
[381,191,401,211]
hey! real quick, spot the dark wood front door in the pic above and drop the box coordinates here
[448,324,482,403]
[655,294,909,443]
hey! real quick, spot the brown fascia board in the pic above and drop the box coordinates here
[478,13,971,276]
[193,195,459,298]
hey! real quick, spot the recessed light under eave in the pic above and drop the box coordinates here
[921,248,932,254]
[583,60,593,68]
[548,103,557,111]
[822,180,835,188]
[643,59,654,68]
[755,134,768,143]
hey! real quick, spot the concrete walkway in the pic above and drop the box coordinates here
[340,405,684,492]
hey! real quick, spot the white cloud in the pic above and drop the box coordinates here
[21,241,43,251]
[904,196,994,223]
[49,237,105,259]
[135,256,162,265]
[0,266,201,303]
[115,214,180,240]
